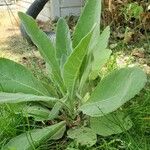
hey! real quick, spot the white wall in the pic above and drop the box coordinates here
[17,0,84,21]
[16,0,51,21]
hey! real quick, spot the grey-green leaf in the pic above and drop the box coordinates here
[0,92,57,105]
[21,103,63,121]
[90,26,111,80]
[3,121,66,150]
[90,49,111,80]
[96,26,110,50]
[48,102,62,120]
[80,67,147,117]
[18,12,65,94]
[22,104,51,121]
[56,18,72,63]
[90,111,133,136]
[73,0,101,48]
[63,28,94,95]
[67,127,97,147]
[0,58,49,96]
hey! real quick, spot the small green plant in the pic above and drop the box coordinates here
[123,2,144,21]
[0,0,147,149]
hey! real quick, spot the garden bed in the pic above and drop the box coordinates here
[0,2,150,149]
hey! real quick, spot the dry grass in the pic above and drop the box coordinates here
[0,10,22,61]
[0,9,40,65]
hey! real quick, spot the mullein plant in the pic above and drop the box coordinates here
[0,0,147,149]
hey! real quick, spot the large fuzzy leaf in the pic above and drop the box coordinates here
[21,103,63,121]
[80,67,147,117]
[95,26,110,50]
[22,104,51,121]
[0,92,57,104]
[18,12,65,94]
[56,18,72,63]
[73,0,101,48]
[90,111,133,136]
[90,48,111,80]
[0,58,49,96]
[3,121,66,150]
[78,58,92,95]
[48,102,62,120]
[63,28,94,96]
[90,27,111,80]
[67,127,97,147]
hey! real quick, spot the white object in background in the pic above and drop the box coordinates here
[18,0,84,21]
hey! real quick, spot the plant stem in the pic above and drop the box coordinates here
[67,94,77,120]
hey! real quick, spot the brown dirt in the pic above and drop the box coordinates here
[0,9,41,65]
